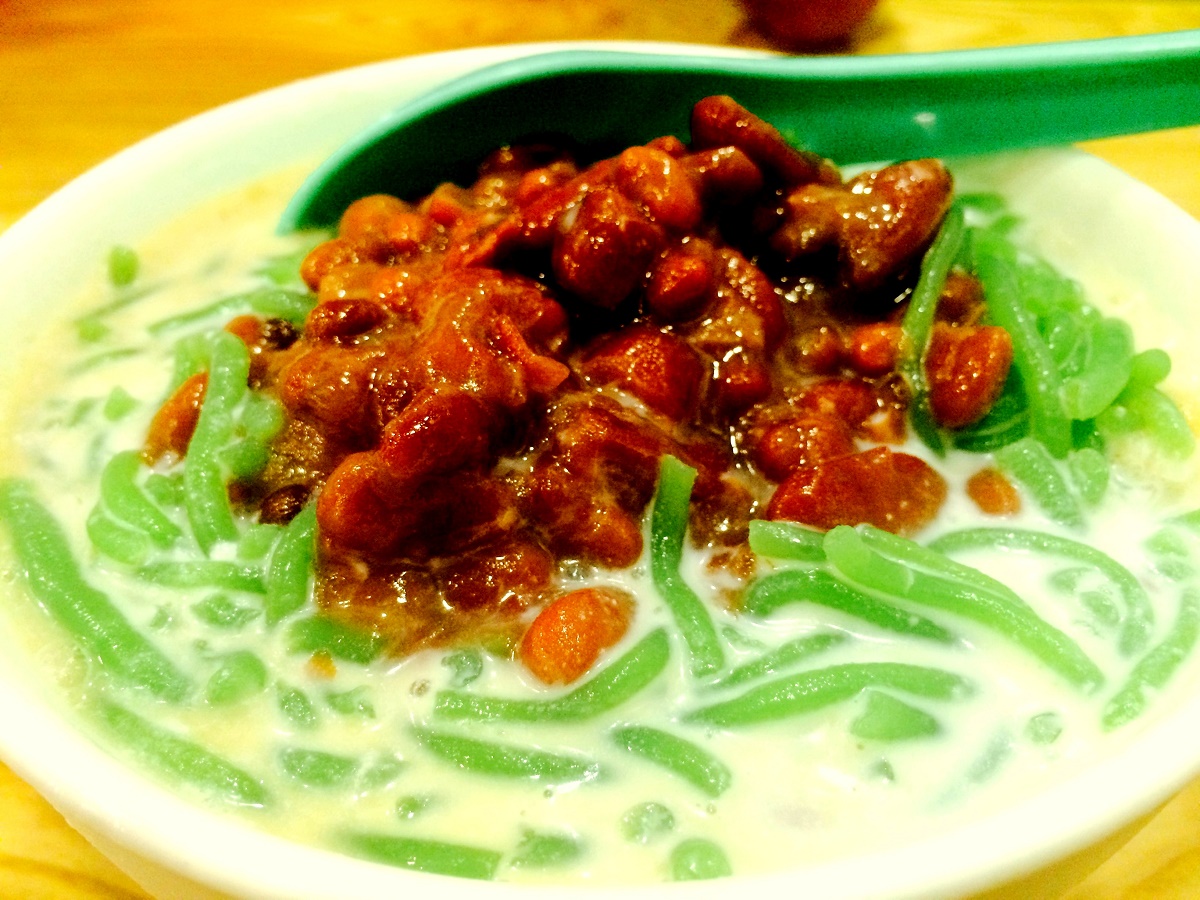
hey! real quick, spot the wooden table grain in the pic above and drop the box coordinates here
[2,1,1199,896]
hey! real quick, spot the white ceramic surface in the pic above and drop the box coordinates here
[1,41,1200,900]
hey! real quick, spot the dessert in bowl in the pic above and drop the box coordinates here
[1,42,1200,900]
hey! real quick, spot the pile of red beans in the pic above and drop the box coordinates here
[157,96,1016,673]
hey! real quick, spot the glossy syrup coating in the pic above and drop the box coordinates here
[170,96,1012,674]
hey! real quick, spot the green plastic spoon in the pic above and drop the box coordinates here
[281,31,1200,230]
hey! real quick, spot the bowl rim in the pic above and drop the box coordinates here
[2,39,1200,900]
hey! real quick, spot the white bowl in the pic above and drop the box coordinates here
[2,41,1200,900]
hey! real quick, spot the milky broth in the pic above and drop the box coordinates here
[2,167,1200,886]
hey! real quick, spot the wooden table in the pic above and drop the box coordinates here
[2,1,1199,896]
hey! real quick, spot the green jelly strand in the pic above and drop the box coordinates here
[183,331,250,553]
[96,701,266,807]
[898,203,965,455]
[930,527,1152,657]
[1103,587,1200,730]
[685,662,971,729]
[610,725,732,798]
[265,503,317,625]
[0,479,191,701]
[993,438,1084,528]
[434,628,670,724]
[827,525,1104,692]
[412,727,601,783]
[973,234,1071,458]
[650,456,724,678]
[744,567,954,643]
[340,831,502,880]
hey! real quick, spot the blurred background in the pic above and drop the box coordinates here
[2,0,1200,896]
[4,0,1200,232]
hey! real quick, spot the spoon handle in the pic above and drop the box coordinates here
[283,31,1200,229]
[722,29,1200,162]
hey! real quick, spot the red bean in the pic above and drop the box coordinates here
[144,372,207,464]
[770,183,845,259]
[838,160,954,291]
[690,95,833,187]
[318,453,518,561]
[421,183,475,227]
[377,388,494,481]
[766,446,947,535]
[526,458,648,567]
[339,194,412,257]
[578,325,705,421]
[846,323,902,376]
[646,249,712,322]
[278,347,377,440]
[518,158,616,247]
[491,314,570,396]
[519,587,634,684]
[438,535,554,613]
[381,211,433,256]
[300,238,361,291]
[773,159,954,292]
[514,160,579,206]
[615,145,703,232]
[749,414,857,482]
[794,378,879,432]
[713,353,772,414]
[686,249,784,360]
[937,270,987,325]
[794,326,845,374]
[680,145,765,203]
[925,322,1014,428]
[966,467,1022,516]
[224,314,299,386]
[315,260,383,305]
[647,134,688,158]
[522,397,681,567]
[552,187,664,309]
[316,451,410,556]
[304,298,386,343]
